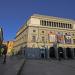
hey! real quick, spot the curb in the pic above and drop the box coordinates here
[17,59,26,75]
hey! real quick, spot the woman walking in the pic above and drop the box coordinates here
[2,45,7,64]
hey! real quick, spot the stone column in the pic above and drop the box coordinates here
[64,48,67,59]
[55,47,59,60]
[74,48,75,59]
[71,48,74,59]
[47,48,50,59]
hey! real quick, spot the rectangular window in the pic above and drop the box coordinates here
[54,22,56,27]
[67,24,69,28]
[32,36,36,42]
[43,21,46,26]
[49,21,51,26]
[70,24,72,29]
[42,37,45,42]
[46,21,48,26]
[51,22,54,27]
[56,22,58,27]
[61,23,63,28]
[42,31,44,33]
[33,30,36,32]
[41,20,44,26]
[73,39,75,44]
[42,20,44,25]
[65,24,67,28]
[40,20,42,25]
[63,23,65,28]
[59,23,61,27]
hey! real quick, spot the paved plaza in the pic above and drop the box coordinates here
[21,59,75,75]
[0,56,25,75]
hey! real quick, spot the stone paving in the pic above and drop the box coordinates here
[0,56,25,75]
[21,59,75,75]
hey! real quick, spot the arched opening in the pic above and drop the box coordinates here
[58,47,64,59]
[44,48,47,59]
[40,48,45,59]
[74,48,75,57]
[41,53,44,59]
[49,47,56,59]
[66,48,72,59]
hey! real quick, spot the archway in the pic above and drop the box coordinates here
[49,47,56,59]
[58,47,64,59]
[66,48,72,59]
[74,48,75,57]
[40,48,45,59]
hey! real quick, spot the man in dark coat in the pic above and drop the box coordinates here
[2,45,7,64]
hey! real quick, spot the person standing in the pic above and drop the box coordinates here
[2,45,7,64]
[0,48,2,56]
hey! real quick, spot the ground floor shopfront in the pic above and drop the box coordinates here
[23,47,75,60]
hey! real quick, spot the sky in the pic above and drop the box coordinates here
[0,0,75,41]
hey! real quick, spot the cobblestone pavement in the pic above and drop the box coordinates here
[0,56,25,75]
[21,59,75,75]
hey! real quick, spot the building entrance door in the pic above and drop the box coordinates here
[66,48,72,59]
[74,48,75,57]
[25,48,40,59]
[40,49,45,59]
[58,47,64,60]
[49,47,56,59]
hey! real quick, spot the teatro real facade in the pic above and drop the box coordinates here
[14,14,75,59]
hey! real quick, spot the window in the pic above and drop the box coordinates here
[33,30,36,32]
[51,22,54,27]
[56,22,58,27]
[41,20,44,26]
[32,36,36,42]
[72,34,74,36]
[43,21,46,26]
[67,24,69,28]
[70,24,72,29]
[46,21,48,26]
[61,23,63,28]
[49,21,51,26]
[40,20,72,29]
[59,23,61,27]
[63,23,65,28]
[42,31,44,33]
[40,20,42,25]
[42,37,45,42]
[65,24,67,28]
[73,39,75,44]
[54,22,56,27]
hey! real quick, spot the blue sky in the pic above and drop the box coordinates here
[0,0,75,41]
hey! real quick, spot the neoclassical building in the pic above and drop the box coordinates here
[0,27,3,45]
[14,14,75,59]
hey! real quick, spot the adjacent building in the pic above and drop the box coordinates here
[3,41,14,56]
[14,14,75,59]
[0,27,3,56]
[7,41,14,56]
[0,27,3,45]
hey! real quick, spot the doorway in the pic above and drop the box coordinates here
[58,47,64,59]
[49,47,56,59]
[66,48,72,59]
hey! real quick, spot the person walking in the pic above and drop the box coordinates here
[2,45,7,64]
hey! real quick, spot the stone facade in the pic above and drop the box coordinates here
[0,27,3,45]
[7,41,14,55]
[3,41,14,56]
[14,14,75,59]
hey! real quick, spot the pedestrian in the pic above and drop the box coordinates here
[0,48,2,57]
[58,51,63,61]
[2,45,7,64]
[0,45,3,56]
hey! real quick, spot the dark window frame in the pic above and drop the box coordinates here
[32,36,36,42]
